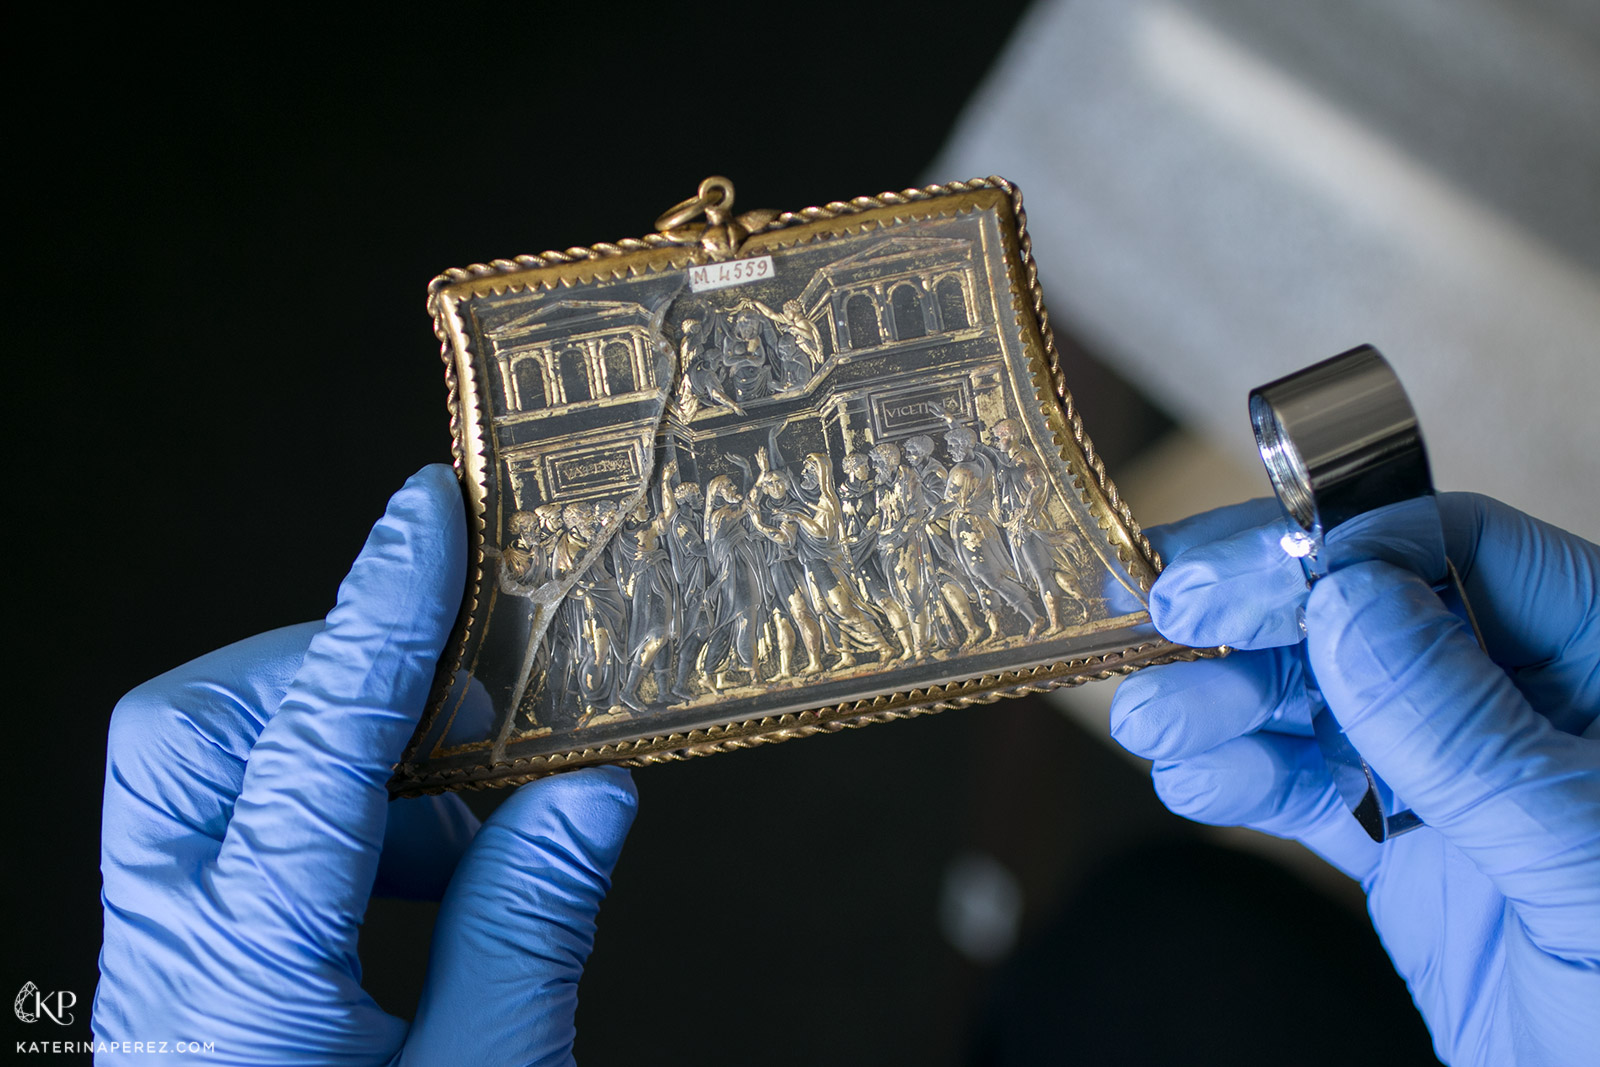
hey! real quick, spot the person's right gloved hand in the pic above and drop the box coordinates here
[1110,493,1600,1067]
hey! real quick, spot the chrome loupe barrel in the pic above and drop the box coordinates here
[1249,345,1432,534]
[1249,345,1439,843]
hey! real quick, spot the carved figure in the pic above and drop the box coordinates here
[701,475,767,690]
[719,309,776,403]
[661,467,711,701]
[990,418,1088,634]
[870,441,943,657]
[612,490,676,711]
[675,298,828,412]
[942,424,1042,639]
[755,298,822,389]
[501,503,566,698]
[501,510,544,590]
[680,316,745,417]
[902,434,983,647]
[746,453,824,679]
[840,452,914,660]
[790,452,896,667]
[548,502,626,723]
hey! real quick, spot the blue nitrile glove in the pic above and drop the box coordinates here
[94,464,637,1065]
[1110,493,1600,1067]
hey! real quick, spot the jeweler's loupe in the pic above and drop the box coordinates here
[1249,345,1480,843]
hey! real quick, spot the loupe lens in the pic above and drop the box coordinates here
[1251,393,1316,531]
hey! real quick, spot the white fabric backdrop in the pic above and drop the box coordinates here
[932,0,1600,538]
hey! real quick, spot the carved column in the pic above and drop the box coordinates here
[496,351,518,412]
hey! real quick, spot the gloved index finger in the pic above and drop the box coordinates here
[1143,497,1284,565]
[213,465,466,971]
[1146,493,1468,651]
[1148,516,1310,650]
[1143,498,1306,650]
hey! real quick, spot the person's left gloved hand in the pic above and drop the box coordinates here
[94,464,638,1065]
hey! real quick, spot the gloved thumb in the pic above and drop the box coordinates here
[1307,561,1600,958]
[400,766,638,1066]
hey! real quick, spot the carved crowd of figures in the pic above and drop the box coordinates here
[500,418,1098,723]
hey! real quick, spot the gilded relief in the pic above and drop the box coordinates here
[394,181,1198,794]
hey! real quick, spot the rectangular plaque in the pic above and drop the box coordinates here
[392,177,1213,795]
[689,255,775,292]
[546,443,643,497]
[872,380,974,438]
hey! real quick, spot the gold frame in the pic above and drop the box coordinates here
[391,177,1217,797]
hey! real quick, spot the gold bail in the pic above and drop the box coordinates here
[653,175,735,233]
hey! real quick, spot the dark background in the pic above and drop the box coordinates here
[10,4,1437,1063]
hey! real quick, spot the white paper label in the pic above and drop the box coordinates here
[688,255,774,292]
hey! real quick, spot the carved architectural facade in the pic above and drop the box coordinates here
[482,299,660,415]
[799,236,977,356]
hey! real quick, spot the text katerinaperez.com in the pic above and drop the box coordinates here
[15,1039,217,1055]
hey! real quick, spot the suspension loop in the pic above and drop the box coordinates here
[654,175,736,232]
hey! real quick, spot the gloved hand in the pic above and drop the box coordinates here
[94,464,637,1065]
[1110,493,1600,1067]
